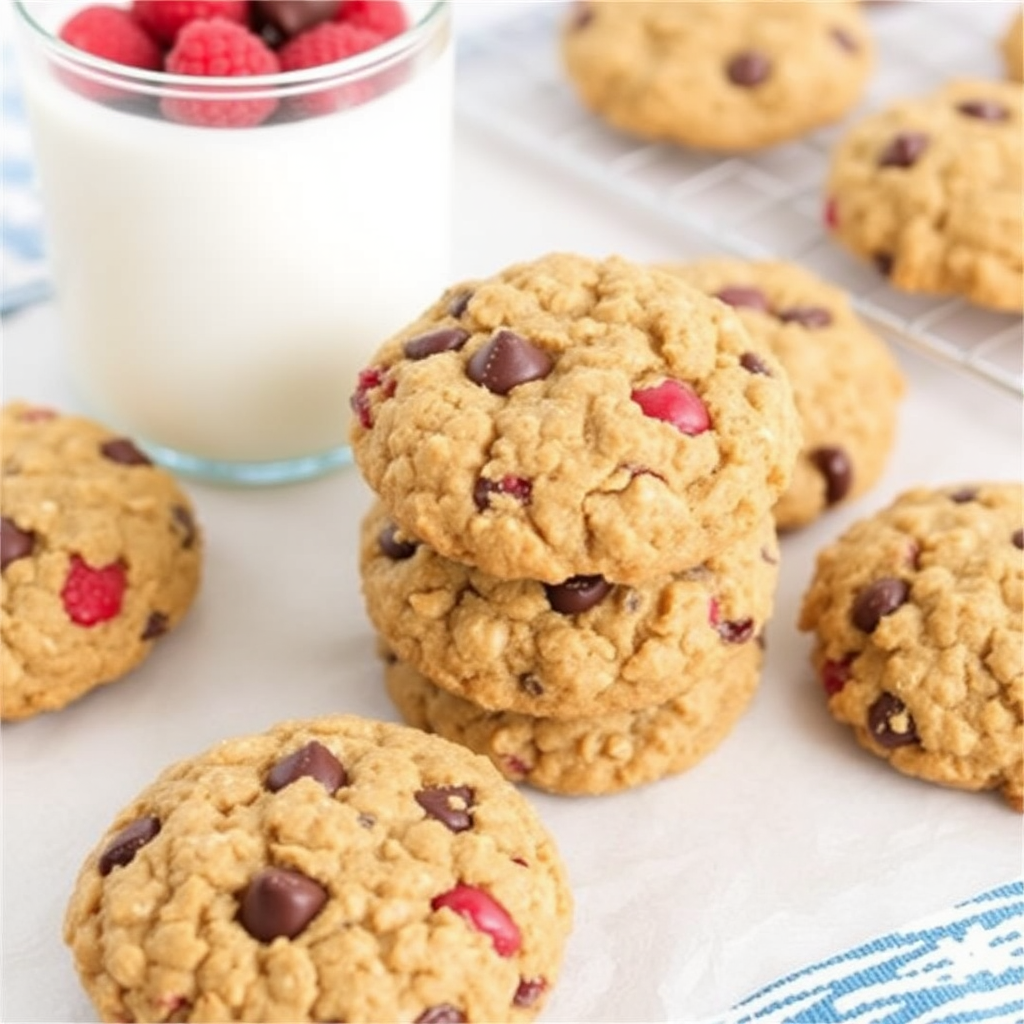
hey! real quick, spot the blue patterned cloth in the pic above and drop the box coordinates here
[1,44,49,314]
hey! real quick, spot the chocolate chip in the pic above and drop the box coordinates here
[403,327,470,361]
[874,252,894,277]
[1013,528,1023,549]
[777,305,834,329]
[878,131,929,169]
[569,1,593,30]
[415,1006,466,1024]
[851,577,909,633]
[473,475,532,511]
[415,785,475,833]
[740,351,772,376]
[809,446,852,505]
[544,575,612,614]
[956,99,1008,122]
[831,26,859,52]
[714,285,769,312]
[518,674,544,697]
[1,516,35,571]
[100,438,152,466]
[513,978,547,1008]
[171,505,197,549]
[447,290,473,318]
[253,0,339,36]
[726,50,771,87]
[717,617,755,643]
[98,816,161,876]
[379,523,417,560]
[238,867,327,942]
[868,692,919,748]
[466,330,553,395]
[266,740,347,794]
[141,611,168,640]
[949,487,977,503]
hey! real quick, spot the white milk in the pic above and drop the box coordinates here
[18,3,452,473]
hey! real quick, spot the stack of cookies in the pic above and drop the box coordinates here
[349,253,802,795]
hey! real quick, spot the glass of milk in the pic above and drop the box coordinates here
[13,1,453,485]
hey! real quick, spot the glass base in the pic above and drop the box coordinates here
[141,439,353,486]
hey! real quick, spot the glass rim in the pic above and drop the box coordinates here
[13,0,449,93]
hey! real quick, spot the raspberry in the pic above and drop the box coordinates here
[58,5,163,102]
[131,0,250,44]
[431,884,522,957]
[631,379,711,436]
[161,18,281,127]
[61,555,126,627]
[337,0,408,40]
[279,22,385,116]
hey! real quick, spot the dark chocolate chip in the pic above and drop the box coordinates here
[466,330,553,395]
[238,867,327,942]
[714,285,769,312]
[141,611,169,640]
[956,99,1009,122]
[874,252,894,277]
[544,575,612,614]
[379,523,417,560]
[415,1006,466,1024]
[1,516,35,571]
[253,0,339,36]
[100,438,152,466]
[98,816,161,876]
[518,674,544,697]
[868,692,919,748]
[414,785,475,833]
[403,327,470,361]
[831,26,859,52]
[851,577,909,633]
[172,505,197,549]
[726,50,771,87]
[878,131,929,169]
[809,446,852,505]
[447,290,473,318]
[777,305,834,329]
[949,487,977,503]
[266,740,347,794]
[473,475,532,511]
[717,617,755,643]
[513,978,547,1008]
[1013,528,1023,549]
[740,351,772,376]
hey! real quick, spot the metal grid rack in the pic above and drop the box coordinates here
[455,2,1023,397]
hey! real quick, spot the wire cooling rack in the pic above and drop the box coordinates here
[455,1,1024,398]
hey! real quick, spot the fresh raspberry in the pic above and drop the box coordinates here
[131,0,250,44]
[631,379,711,436]
[58,5,163,102]
[161,18,281,127]
[336,0,408,40]
[431,884,522,957]
[279,21,385,116]
[61,555,126,627]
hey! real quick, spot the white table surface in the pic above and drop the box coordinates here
[3,4,1023,1023]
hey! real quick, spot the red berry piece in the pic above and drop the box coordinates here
[513,978,547,1008]
[415,1007,466,1024]
[473,475,532,511]
[631,379,710,436]
[162,18,281,127]
[708,598,753,643]
[350,366,394,429]
[824,197,839,230]
[821,655,854,696]
[337,0,408,40]
[61,555,126,626]
[431,883,522,957]
[132,0,250,44]
[279,22,385,116]
[58,5,163,102]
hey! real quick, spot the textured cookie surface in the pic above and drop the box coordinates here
[826,78,1024,311]
[799,482,1023,810]
[665,259,905,530]
[361,500,778,718]
[560,1,873,151]
[349,252,800,584]
[384,646,762,796]
[1,401,202,720]
[1003,9,1023,82]
[64,715,573,1024]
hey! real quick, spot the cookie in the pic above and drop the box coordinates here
[64,714,573,1023]
[1003,9,1023,82]
[798,482,1024,810]
[383,645,762,796]
[1,401,202,721]
[360,499,779,718]
[560,1,874,152]
[663,259,905,531]
[349,252,801,585]
[825,78,1024,312]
